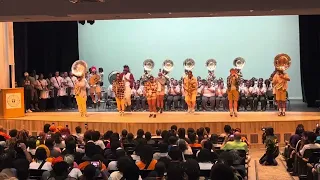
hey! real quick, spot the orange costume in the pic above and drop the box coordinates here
[145,80,158,117]
[272,71,290,116]
[183,76,197,113]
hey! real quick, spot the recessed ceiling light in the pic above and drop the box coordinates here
[168,12,172,15]
[148,13,152,15]
[250,10,254,12]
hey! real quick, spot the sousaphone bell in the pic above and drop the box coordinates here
[183,58,195,71]
[108,71,119,84]
[162,59,174,75]
[273,53,291,90]
[206,59,217,72]
[143,59,155,73]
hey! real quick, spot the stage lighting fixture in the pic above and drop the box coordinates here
[78,21,86,25]
[87,20,95,25]
[69,0,105,3]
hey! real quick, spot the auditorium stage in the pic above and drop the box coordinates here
[1,111,320,145]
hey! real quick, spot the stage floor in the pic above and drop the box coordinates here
[5,111,320,123]
[1,111,320,145]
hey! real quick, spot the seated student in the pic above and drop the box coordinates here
[26,136,37,156]
[45,138,61,158]
[109,156,141,180]
[188,133,201,148]
[177,139,193,155]
[210,163,238,180]
[92,131,105,150]
[197,149,215,170]
[183,159,201,180]
[29,147,53,171]
[147,161,166,180]
[120,129,128,143]
[136,145,158,170]
[152,129,162,139]
[108,148,126,171]
[300,131,320,156]
[145,132,156,145]
[222,132,248,152]
[123,133,135,144]
[78,143,107,171]
[64,154,82,179]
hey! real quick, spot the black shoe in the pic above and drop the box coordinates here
[153,114,156,118]
[149,114,153,118]
[160,108,163,114]
[230,112,233,117]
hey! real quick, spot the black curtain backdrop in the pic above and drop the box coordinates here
[14,21,79,80]
[299,15,320,107]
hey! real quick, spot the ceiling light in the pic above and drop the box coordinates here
[78,21,85,25]
[87,20,95,25]
[250,10,254,12]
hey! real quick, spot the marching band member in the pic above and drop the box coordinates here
[120,65,135,111]
[253,81,267,111]
[184,71,198,113]
[179,80,186,110]
[207,70,216,82]
[215,80,228,111]
[132,83,145,111]
[50,71,63,111]
[37,74,49,111]
[74,75,88,117]
[240,80,255,111]
[98,67,104,84]
[112,73,126,116]
[201,80,216,111]
[61,72,69,107]
[145,76,158,118]
[89,66,102,107]
[156,72,166,113]
[265,79,274,108]
[272,69,290,116]
[227,68,240,117]
[66,72,75,109]
[167,80,181,111]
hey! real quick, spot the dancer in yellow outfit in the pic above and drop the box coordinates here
[272,70,290,116]
[183,71,198,113]
[74,76,88,117]
[145,76,158,118]
[227,68,240,117]
[112,73,126,116]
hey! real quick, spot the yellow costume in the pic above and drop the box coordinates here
[89,74,101,95]
[183,76,197,112]
[75,78,87,117]
[272,72,289,101]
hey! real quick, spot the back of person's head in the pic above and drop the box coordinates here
[210,134,218,144]
[171,125,178,131]
[84,130,93,142]
[156,129,161,136]
[198,127,205,137]
[64,154,75,167]
[27,136,37,149]
[218,151,233,166]
[205,127,211,134]
[35,147,48,161]
[117,156,140,179]
[103,130,113,140]
[116,148,126,159]
[168,136,178,145]
[91,131,101,141]
[177,139,188,152]
[140,145,154,164]
[0,152,14,170]
[308,131,317,143]
[178,128,186,139]
[161,130,168,139]
[9,129,18,138]
[85,142,100,158]
[265,127,274,136]
[111,141,121,153]
[159,143,168,153]
[127,133,134,141]
[187,128,195,134]
[203,140,213,151]
[121,129,128,137]
[137,129,145,138]
[167,161,185,180]
[145,132,152,141]
[53,132,62,144]
[111,133,120,141]
[45,138,55,149]
[182,159,200,180]
[12,159,29,180]
[83,164,97,180]
[210,163,235,180]
[65,137,76,154]
[75,126,82,134]
[168,146,183,161]
[197,149,214,163]
[234,132,241,141]
[224,125,232,134]
[44,124,51,133]
[188,132,197,144]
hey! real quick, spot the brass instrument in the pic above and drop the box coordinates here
[273,53,291,90]
[183,58,195,71]
[206,59,217,72]
[143,59,154,73]
[71,60,87,95]
[108,71,119,84]
[162,59,174,76]
[233,57,245,78]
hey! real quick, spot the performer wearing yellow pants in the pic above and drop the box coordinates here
[227,68,240,117]
[145,76,158,118]
[112,73,126,116]
[183,71,198,113]
[75,76,88,117]
[272,69,290,116]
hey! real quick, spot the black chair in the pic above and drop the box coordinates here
[191,147,202,156]
[123,143,136,155]
[29,169,47,180]
[298,148,320,178]
[199,170,211,177]
[140,170,152,179]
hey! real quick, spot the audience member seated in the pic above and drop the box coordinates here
[177,139,193,156]
[145,132,156,145]
[26,136,37,156]
[108,148,126,170]
[64,154,83,179]
[197,140,218,160]
[30,147,53,170]
[178,128,188,142]
[0,125,10,142]
[219,125,232,143]
[102,130,113,148]
[188,133,201,148]
[92,131,105,150]
[153,143,170,160]
[168,136,178,150]
[45,138,61,158]
[299,131,320,156]
[222,132,248,152]
[78,142,107,171]
[210,163,238,180]
[53,132,66,150]
[136,145,158,170]
[168,146,184,162]
[120,129,128,143]
[73,126,84,141]
[105,141,121,160]
[147,161,166,180]
[123,133,135,144]
[197,149,215,170]
[109,156,141,180]
[183,159,200,180]
[135,129,147,145]
[43,159,76,180]
[152,129,162,139]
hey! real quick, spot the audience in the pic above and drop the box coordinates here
[145,132,156,145]
[30,148,53,170]
[222,132,248,152]
[136,145,158,170]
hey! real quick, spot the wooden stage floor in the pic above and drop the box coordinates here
[1,111,320,145]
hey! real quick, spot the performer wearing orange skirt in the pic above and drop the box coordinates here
[227,68,240,117]
[156,72,166,113]
[183,71,198,113]
[272,70,290,116]
[145,76,158,118]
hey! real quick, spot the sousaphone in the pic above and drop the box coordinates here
[206,59,217,72]
[183,58,195,71]
[143,59,155,73]
[233,57,245,70]
[273,53,291,90]
[108,71,119,84]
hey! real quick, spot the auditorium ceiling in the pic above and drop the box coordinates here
[0,0,320,21]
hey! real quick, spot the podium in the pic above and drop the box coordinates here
[0,88,25,118]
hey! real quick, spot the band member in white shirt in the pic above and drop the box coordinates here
[50,71,63,111]
[201,80,216,111]
[196,78,203,111]
[215,80,228,111]
[207,71,216,82]
[120,65,135,111]
[60,72,69,107]
[178,80,186,110]
[254,81,267,111]
[67,71,77,109]
[98,67,104,84]
[36,74,49,111]
[265,79,274,108]
[167,80,181,111]
[240,80,255,111]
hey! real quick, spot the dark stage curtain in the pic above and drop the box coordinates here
[299,15,320,107]
[14,21,79,80]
